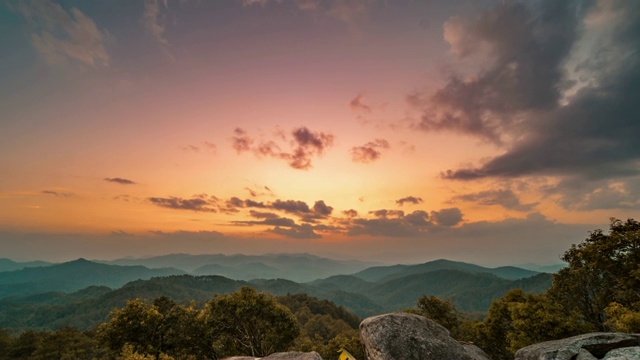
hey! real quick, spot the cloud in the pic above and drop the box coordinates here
[430,208,463,227]
[16,0,111,67]
[351,139,390,163]
[148,194,218,212]
[239,0,374,31]
[396,196,423,206]
[313,200,333,216]
[452,189,538,212]
[41,190,73,197]
[143,0,174,61]
[268,224,321,239]
[182,142,217,154]
[231,127,334,170]
[104,177,137,185]
[345,207,462,237]
[342,209,358,218]
[271,199,311,215]
[231,128,254,154]
[410,1,640,210]
[349,94,372,113]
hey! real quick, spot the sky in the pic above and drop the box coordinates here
[1,0,639,266]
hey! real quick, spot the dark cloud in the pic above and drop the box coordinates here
[271,199,311,215]
[231,127,253,154]
[268,224,321,239]
[405,210,429,226]
[349,94,372,113]
[351,139,390,163]
[236,212,298,227]
[104,177,136,185]
[342,209,359,218]
[231,127,334,170]
[312,200,333,216]
[411,0,579,144]
[411,1,640,211]
[396,196,423,206]
[148,195,218,212]
[42,190,73,197]
[289,127,334,169]
[430,208,463,227]
[182,145,200,152]
[452,189,537,212]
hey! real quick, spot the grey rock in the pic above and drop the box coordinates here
[224,352,322,360]
[463,343,492,360]
[360,312,488,360]
[264,352,323,360]
[514,332,640,360]
[603,347,640,360]
[576,348,598,360]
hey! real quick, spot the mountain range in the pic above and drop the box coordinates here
[0,255,556,333]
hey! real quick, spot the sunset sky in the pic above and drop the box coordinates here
[1,0,638,266]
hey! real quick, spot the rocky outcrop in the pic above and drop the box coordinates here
[224,352,323,360]
[359,312,490,360]
[514,332,640,360]
[603,347,640,359]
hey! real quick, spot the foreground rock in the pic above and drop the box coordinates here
[514,332,640,360]
[224,352,323,360]
[360,312,490,360]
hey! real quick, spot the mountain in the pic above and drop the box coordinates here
[102,253,377,282]
[0,258,52,272]
[353,259,539,282]
[515,262,566,273]
[0,259,185,299]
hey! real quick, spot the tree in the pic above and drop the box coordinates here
[202,287,300,358]
[96,299,163,358]
[0,328,12,360]
[413,295,461,336]
[548,218,640,330]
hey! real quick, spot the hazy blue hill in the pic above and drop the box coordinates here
[490,266,541,280]
[353,259,539,282]
[0,258,52,272]
[103,253,377,282]
[307,275,375,293]
[193,262,281,280]
[367,269,511,311]
[0,259,185,298]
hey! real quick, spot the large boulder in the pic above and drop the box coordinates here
[360,312,490,360]
[603,347,640,360]
[224,352,323,360]
[514,332,640,360]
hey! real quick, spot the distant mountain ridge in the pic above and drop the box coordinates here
[353,258,541,282]
[98,253,378,282]
[0,258,52,272]
[0,258,184,298]
[0,256,555,333]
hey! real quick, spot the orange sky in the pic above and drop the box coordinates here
[1,0,639,265]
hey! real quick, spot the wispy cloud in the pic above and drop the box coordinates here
[41,190,74,198]
[104,177,137,185]
[231,126,334,170]
[16,0,111,67]
[142,0,174,61]
[148,194,219,212]
[451,189,538,212]
[351,139,389,163]
[396,196,423,206]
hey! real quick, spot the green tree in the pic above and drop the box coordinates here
[604,302,640,333]
[8,329,46,360]
[0,328,12,360]
[548,218,640,330]
[96,299,163,358]
[475,289,525,360]
[413,295,461,337]
[30,327,97,360]
[202,287,300,358]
